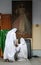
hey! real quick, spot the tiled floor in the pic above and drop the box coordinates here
[30,57,41,65]
[0,57,41,65]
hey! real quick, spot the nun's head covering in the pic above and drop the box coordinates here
[20,37,26,45]
[10,28,17,33]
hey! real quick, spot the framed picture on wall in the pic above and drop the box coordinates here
[12,0,32,38]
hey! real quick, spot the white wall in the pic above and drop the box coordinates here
[33,0,41,24]
[32,0,41,49]
[32,0,41,56]
[0,0,12,14]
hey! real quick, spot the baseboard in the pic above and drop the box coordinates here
[32,49,41,57]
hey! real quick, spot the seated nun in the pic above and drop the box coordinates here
[3,28,19,62]
[17,38,28,61]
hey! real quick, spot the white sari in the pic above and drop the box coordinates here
[3,28,17,61]
[18,38,27,61]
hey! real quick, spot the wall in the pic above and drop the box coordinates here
[0,0,12,14]
[33,24,41,49]
[32,0,41,56]
[33,0,41,24]
[0,0,41,56]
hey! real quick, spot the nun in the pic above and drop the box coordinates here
[3,28,18,61]
[18,38,27,61]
